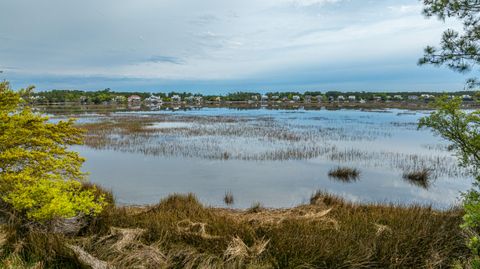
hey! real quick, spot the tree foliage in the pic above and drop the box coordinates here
[419,97,480,173]
[419,0,480,86]
[0,81,105,222]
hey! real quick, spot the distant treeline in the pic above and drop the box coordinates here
[31,89,480,104]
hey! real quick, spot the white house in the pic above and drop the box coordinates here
[171,95,181,103]
[463,94,473,101]
[304,95,312,103]
[261,95,269,102]
[292,95,301,102]
[145,94,162,104]
[337,95,345,102]
[393,95,403,100]
[348,96,356,102]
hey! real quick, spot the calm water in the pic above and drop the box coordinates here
[69,107,473,209]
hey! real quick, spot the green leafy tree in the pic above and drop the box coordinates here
[0,81,106,222]
[419,1,480,265]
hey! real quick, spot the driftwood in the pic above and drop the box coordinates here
[67,244,112,269]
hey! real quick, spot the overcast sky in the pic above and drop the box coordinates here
[0,0,470,93]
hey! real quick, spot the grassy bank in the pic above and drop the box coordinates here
[0,192,469,268]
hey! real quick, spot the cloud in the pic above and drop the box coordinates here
[146,56,185,65]
[0,0,464,91]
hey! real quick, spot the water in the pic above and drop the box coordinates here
[65,107,473,209]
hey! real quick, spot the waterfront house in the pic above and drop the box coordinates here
[348,95,356,102]
[463,95,473,101]
[337,95,345,102]
[145,94,162,104]
[171,95,181,103]
[128,95,141,103]
[292,95,301,102]
[393,95,403,100]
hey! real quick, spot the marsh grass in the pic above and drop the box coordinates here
[0,192,469,268]
[224,191,234,206]
[403,168,432,189]
[247,202,265,213]
[77,114,467,178]
[328,166,360,182]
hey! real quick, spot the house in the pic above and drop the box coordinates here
[282,96,289,102]
[128,95,141,103]
[421,94,433,99]
[359,99,366,104]
[194,96,203,103]
[214,96,222,102]
[316,95,323,103]
[261,95,269,102]
[114,95,126,103]
[462,95,473,101]
[185,96,195,103]
[292,95,301,102]
[251,95,259,101]
[408,95,419,101]
[337,95,345,102]
[145,94,162,104]
[171,95,181,103]
[271,95,280,101]
[328,96,334,102]
[373,96,382,102]
[393,95,403,100]
[304,95,312,103]
[348,96,356,102]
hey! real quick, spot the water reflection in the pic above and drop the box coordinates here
[65,107,474,209]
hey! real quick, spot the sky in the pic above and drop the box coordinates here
[0,0,471,94]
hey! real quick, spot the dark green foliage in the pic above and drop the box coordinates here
[420,0,480,87]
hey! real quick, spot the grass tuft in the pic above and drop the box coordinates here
[247,202,265,214]
[403,168,431,189]
[223,191,234,206]
[328,166,360,182]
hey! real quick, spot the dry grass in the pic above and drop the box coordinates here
[0,192,469,268]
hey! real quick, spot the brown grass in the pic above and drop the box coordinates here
[0,192,469,268]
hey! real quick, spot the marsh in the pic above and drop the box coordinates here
[46,106,473,209]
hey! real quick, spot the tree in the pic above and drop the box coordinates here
[0,81,105,223]
[419,1,480,265]
[419,0,480,87]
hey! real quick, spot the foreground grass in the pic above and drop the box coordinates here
[0,192,469,268]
